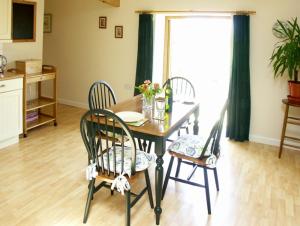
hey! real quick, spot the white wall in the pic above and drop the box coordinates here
[2,0,44,68]
[43,0,300,146]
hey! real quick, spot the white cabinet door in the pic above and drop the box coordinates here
[0,89,23,141]
[0,0,12,40]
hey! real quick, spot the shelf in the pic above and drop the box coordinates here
[26,97,56,111]
[26,114,55,130]
[99,0,120,7]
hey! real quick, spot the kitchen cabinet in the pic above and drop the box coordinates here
[0,0,12,41]
[0,77,23,149]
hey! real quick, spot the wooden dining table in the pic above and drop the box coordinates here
[109,95,200,225]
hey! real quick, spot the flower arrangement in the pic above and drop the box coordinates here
[136,80,162,109]
[136,80,162,99]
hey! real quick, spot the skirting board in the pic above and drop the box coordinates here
[0,136,19,150]
[58,98,88,109]
[249,135,279,146]
[58,98,299,151]
[250,135,300,151]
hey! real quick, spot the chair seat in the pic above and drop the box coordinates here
[167,135,211,158]
[169,150,211,167]
[99,147,156,176]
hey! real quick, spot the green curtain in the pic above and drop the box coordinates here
[226,15,251,141]
[134,14,154,96]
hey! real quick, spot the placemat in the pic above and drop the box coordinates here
[127,118,149,127]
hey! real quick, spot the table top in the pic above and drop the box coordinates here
[109,95,199,137]
[0,71,24,81]
[282,99,300,107]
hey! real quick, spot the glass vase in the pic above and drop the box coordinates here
[142,94,154,110]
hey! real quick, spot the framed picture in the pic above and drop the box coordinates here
[115,26,123,38]
[44,14,52,33]
[99,16,107,29]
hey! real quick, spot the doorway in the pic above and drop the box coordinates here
[155,15,232,134]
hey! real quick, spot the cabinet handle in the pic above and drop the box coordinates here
[0,84,5,88]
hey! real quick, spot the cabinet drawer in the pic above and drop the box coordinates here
[26,73,55,84]
[0,78,23,93]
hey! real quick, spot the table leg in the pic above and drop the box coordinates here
[193,106,200,135]
[279,104,289,158]
[154,139,165,225]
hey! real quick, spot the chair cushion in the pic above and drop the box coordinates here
[167,135,207,158]
[99,146,156,176]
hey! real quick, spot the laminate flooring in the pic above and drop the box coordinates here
[0,104,299,226]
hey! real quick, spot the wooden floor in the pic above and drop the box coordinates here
[0,104,300,226]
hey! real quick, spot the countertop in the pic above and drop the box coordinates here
[0,71,24,81]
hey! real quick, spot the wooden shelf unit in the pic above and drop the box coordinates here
[23,65,57,137]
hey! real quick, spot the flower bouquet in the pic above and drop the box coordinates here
[136,80,162,109]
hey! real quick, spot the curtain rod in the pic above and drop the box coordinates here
[135,10,256,15]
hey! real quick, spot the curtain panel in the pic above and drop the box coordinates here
[134,14,154,96]
[226,15,251,141]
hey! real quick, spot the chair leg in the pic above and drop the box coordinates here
[125,190,131,226]
[111,190,114,196]
[175,158,182,178]
[83,178,95,223]
[186,126,189,134]
[162,156,174,200]
[213,168,219,191]
[178,129,181,137]
[203,168,211,214]
[87,180,95,200]
[144,169,154,208]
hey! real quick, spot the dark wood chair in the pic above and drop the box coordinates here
[89,80,151,153]
[80,109,154,226]
[162,100,227,215]
[163,76,195,101]
[88,80,117,110]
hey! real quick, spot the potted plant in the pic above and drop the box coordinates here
[271,17,300,100]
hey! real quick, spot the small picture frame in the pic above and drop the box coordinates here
[44,14,52,33]
[99,16,107,29]
[115,26,123,38]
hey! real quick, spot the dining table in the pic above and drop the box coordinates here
[108,95,200,225]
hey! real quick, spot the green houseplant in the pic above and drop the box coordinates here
[271,17,300,99]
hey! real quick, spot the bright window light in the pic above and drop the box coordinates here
[154,16,233,135]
